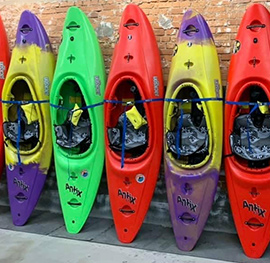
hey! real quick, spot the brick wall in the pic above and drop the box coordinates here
[1,0,270,86]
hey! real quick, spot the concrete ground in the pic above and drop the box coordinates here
[0,205,269,263]
[0,229,228,263]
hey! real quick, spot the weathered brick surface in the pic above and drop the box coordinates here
[1,0,269,85]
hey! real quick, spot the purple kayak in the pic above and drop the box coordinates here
[164,10,223,251]
[2,10,55,225]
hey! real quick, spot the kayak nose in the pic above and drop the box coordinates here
[16,10,50,49]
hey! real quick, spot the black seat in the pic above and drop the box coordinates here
[54,114,91,149]
[166,113,208,156]
[108,111,148,151]
[230,114,270,161]
[3,105,39,144]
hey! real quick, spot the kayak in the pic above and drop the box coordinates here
[50,6,106,234]
[224,4,270,258]
[164,10,223,251]
[104,4,164,243]
[0,15,10,178]
[2,10,55,225]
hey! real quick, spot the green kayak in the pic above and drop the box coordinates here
[50,6,106,233]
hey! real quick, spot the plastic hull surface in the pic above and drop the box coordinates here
[104,4,164,243]
[164,9,223,251]
[2,10,55,225]
[50,7,106,233]
[224,4,270,258]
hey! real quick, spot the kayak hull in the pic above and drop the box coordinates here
[7,163,46,225]
[225,4,270,258]
[105,4,164,243]
[0,15,10,179]
[164,9,222,251]
[50,6,106,233]
[165,161,219,250]
[2,10,55,225]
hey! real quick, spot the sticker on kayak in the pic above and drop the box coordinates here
[81,170,89,178]
[8,164,14,171]
[214,79,221,98]
[14,177,29,192]
[94,76,101,96]
[0,61,6,79]
[135,174,145,184]
[43,76,50,96]
[118,188,136,204]
[153,76,160,97]
[177,194,198,212]
[243,200,266,218]
[233,40,241,54]
[66,183,82,197]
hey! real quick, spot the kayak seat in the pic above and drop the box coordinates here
[166,113,208,156]
[54,116,91,149]
[3,105,39,144]
[230,114,270,161]
[108,110,148,151]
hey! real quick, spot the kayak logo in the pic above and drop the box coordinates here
[95,76,101,96]
[153,76,160,97]
[243,200,266,218]
[118,188,136,204]
[65,183,82,198]
[43,77,50,96]
[177,195,197,212]
[13,177,29,192]
[0,62,6,80]
[214,79,220,98]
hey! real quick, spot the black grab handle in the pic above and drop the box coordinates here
[20,27,33,33]
[119,209,135,214]
[246,24,266,29]
[183,28,199,34]
[66,25,81,29]
[124,23,139,27]
[245,221,264,227]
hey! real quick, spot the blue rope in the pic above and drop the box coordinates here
[1,99,49,105]
[225,100,270,106]
[104,98,164,105]
[246,104,259,153]
[16,104,22,166]
[121,105,128,168]
[176,108,184,159]
[165,97,224,103]
[49,101,104,111]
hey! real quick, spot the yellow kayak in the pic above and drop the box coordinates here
[2,10,55,225]
[164,10,223,251]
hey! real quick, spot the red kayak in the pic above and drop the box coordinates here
[0,15,10,178]
[225,4,270,258]
[104,4,164,243]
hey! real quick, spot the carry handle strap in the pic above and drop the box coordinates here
[124,22,139,27]
[246,24,265,29]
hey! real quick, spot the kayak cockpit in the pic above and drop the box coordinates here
[106,78,148,159]
[165,83,211,167]
[3,79,40,152]
[230,85,270,168]
[54,79,92,155]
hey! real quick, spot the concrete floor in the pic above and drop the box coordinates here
[0,205,269,263]
[0,229,229,263]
